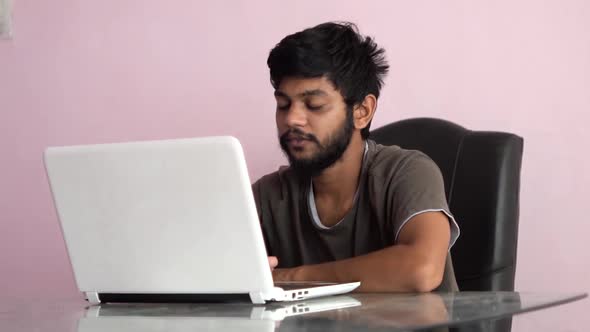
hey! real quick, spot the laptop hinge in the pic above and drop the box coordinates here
[95,293,251,303]
[249,292,266,304]
[250,287,286,304]
[86,292,100,305]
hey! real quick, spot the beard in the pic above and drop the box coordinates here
[279,111,354,178]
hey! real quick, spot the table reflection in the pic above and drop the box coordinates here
[3,292,583,332]
[295,293,449,329]
[78,295,362,332]
[79,292,587,332]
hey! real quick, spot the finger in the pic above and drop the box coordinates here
[268,256,278,269]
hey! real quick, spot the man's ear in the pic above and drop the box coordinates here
[353,94,377,131]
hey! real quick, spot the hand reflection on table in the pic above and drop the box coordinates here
[288,293,450,329]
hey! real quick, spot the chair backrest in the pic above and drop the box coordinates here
[370,118,523,291]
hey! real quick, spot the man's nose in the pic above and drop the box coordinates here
[284,105,307,128]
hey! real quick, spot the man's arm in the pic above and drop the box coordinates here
[272,211,451,292]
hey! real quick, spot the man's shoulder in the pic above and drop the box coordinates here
[252,166,299,200]
[367,140,434,177]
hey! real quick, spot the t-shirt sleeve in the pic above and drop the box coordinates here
[386,153,460,247]
[251,178,274,256]
[251,180,263,221]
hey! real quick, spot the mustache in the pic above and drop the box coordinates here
[279,128,320,145]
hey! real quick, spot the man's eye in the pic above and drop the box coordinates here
[307,104,323,111]
[277,104,290,111]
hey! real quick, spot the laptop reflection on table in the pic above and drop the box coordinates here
[78,295,361,332]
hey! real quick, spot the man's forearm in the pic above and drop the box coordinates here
[273,244,443,292]
[272,212,452,292]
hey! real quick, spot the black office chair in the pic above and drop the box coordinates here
[371,118,524,332]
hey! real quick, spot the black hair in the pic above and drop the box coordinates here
[267,22,389,138]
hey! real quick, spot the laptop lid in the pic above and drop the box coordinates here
[44,136,274,302]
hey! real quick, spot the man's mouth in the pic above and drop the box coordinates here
[280,130,318,151]
[286,136,310,148]
[286,135,307,141]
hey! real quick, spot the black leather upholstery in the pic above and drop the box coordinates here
[370,118,523,292]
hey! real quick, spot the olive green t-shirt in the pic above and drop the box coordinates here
[252,139,460,291]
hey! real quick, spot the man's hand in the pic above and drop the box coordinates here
[272,267,298,282]
[268,256,299,281]
[268,256,278,270]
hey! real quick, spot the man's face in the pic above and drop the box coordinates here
[275,77,354,176]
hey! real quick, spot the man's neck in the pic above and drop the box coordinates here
[312,134,365,203]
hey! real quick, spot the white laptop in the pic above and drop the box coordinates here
[44,136,360,304]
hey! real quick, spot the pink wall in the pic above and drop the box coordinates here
[1,0,588,330]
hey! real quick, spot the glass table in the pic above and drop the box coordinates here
[0,291,586,332]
